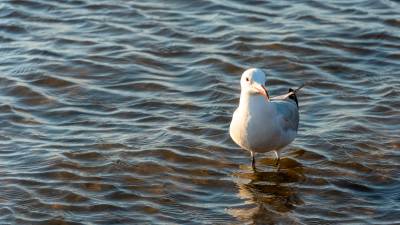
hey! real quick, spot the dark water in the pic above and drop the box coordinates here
[1,0,400,224]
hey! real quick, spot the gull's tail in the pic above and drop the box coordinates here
[288,83,305,107]
[293,83,305,93]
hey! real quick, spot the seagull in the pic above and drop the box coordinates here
[229,68,302,170]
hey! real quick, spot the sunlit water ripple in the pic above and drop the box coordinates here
[0,0,399,224]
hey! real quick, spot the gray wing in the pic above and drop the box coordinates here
[271,92,292,101]
[271,99,299,132]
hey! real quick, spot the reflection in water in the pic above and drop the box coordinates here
[229,157,305,224]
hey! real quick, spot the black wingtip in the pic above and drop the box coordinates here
[288,88,298,107]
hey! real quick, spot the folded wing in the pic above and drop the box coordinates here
[271,89,300,132]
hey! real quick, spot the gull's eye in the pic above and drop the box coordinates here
[246,77,249,82]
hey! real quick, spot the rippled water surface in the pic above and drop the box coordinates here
[1,0,400,224]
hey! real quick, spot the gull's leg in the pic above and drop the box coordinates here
[251,151,256,170]
[274,150,280,166]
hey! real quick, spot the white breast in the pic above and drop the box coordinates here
[230,95,298,153]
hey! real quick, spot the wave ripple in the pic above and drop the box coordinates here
[1,0,399,224]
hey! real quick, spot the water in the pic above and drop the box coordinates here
[1,0,399,224]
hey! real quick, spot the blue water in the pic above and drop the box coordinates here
[0,0,399,224]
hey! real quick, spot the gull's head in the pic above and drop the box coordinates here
[240,68,270,100]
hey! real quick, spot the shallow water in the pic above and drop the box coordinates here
[1,0,400,224]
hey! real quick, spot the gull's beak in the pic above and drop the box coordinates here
[253,83,270,100]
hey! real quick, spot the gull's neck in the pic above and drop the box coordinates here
[238,91,269,112]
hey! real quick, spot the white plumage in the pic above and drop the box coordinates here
[229,68,300,169]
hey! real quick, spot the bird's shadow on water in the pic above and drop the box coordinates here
[228,157,305,224]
